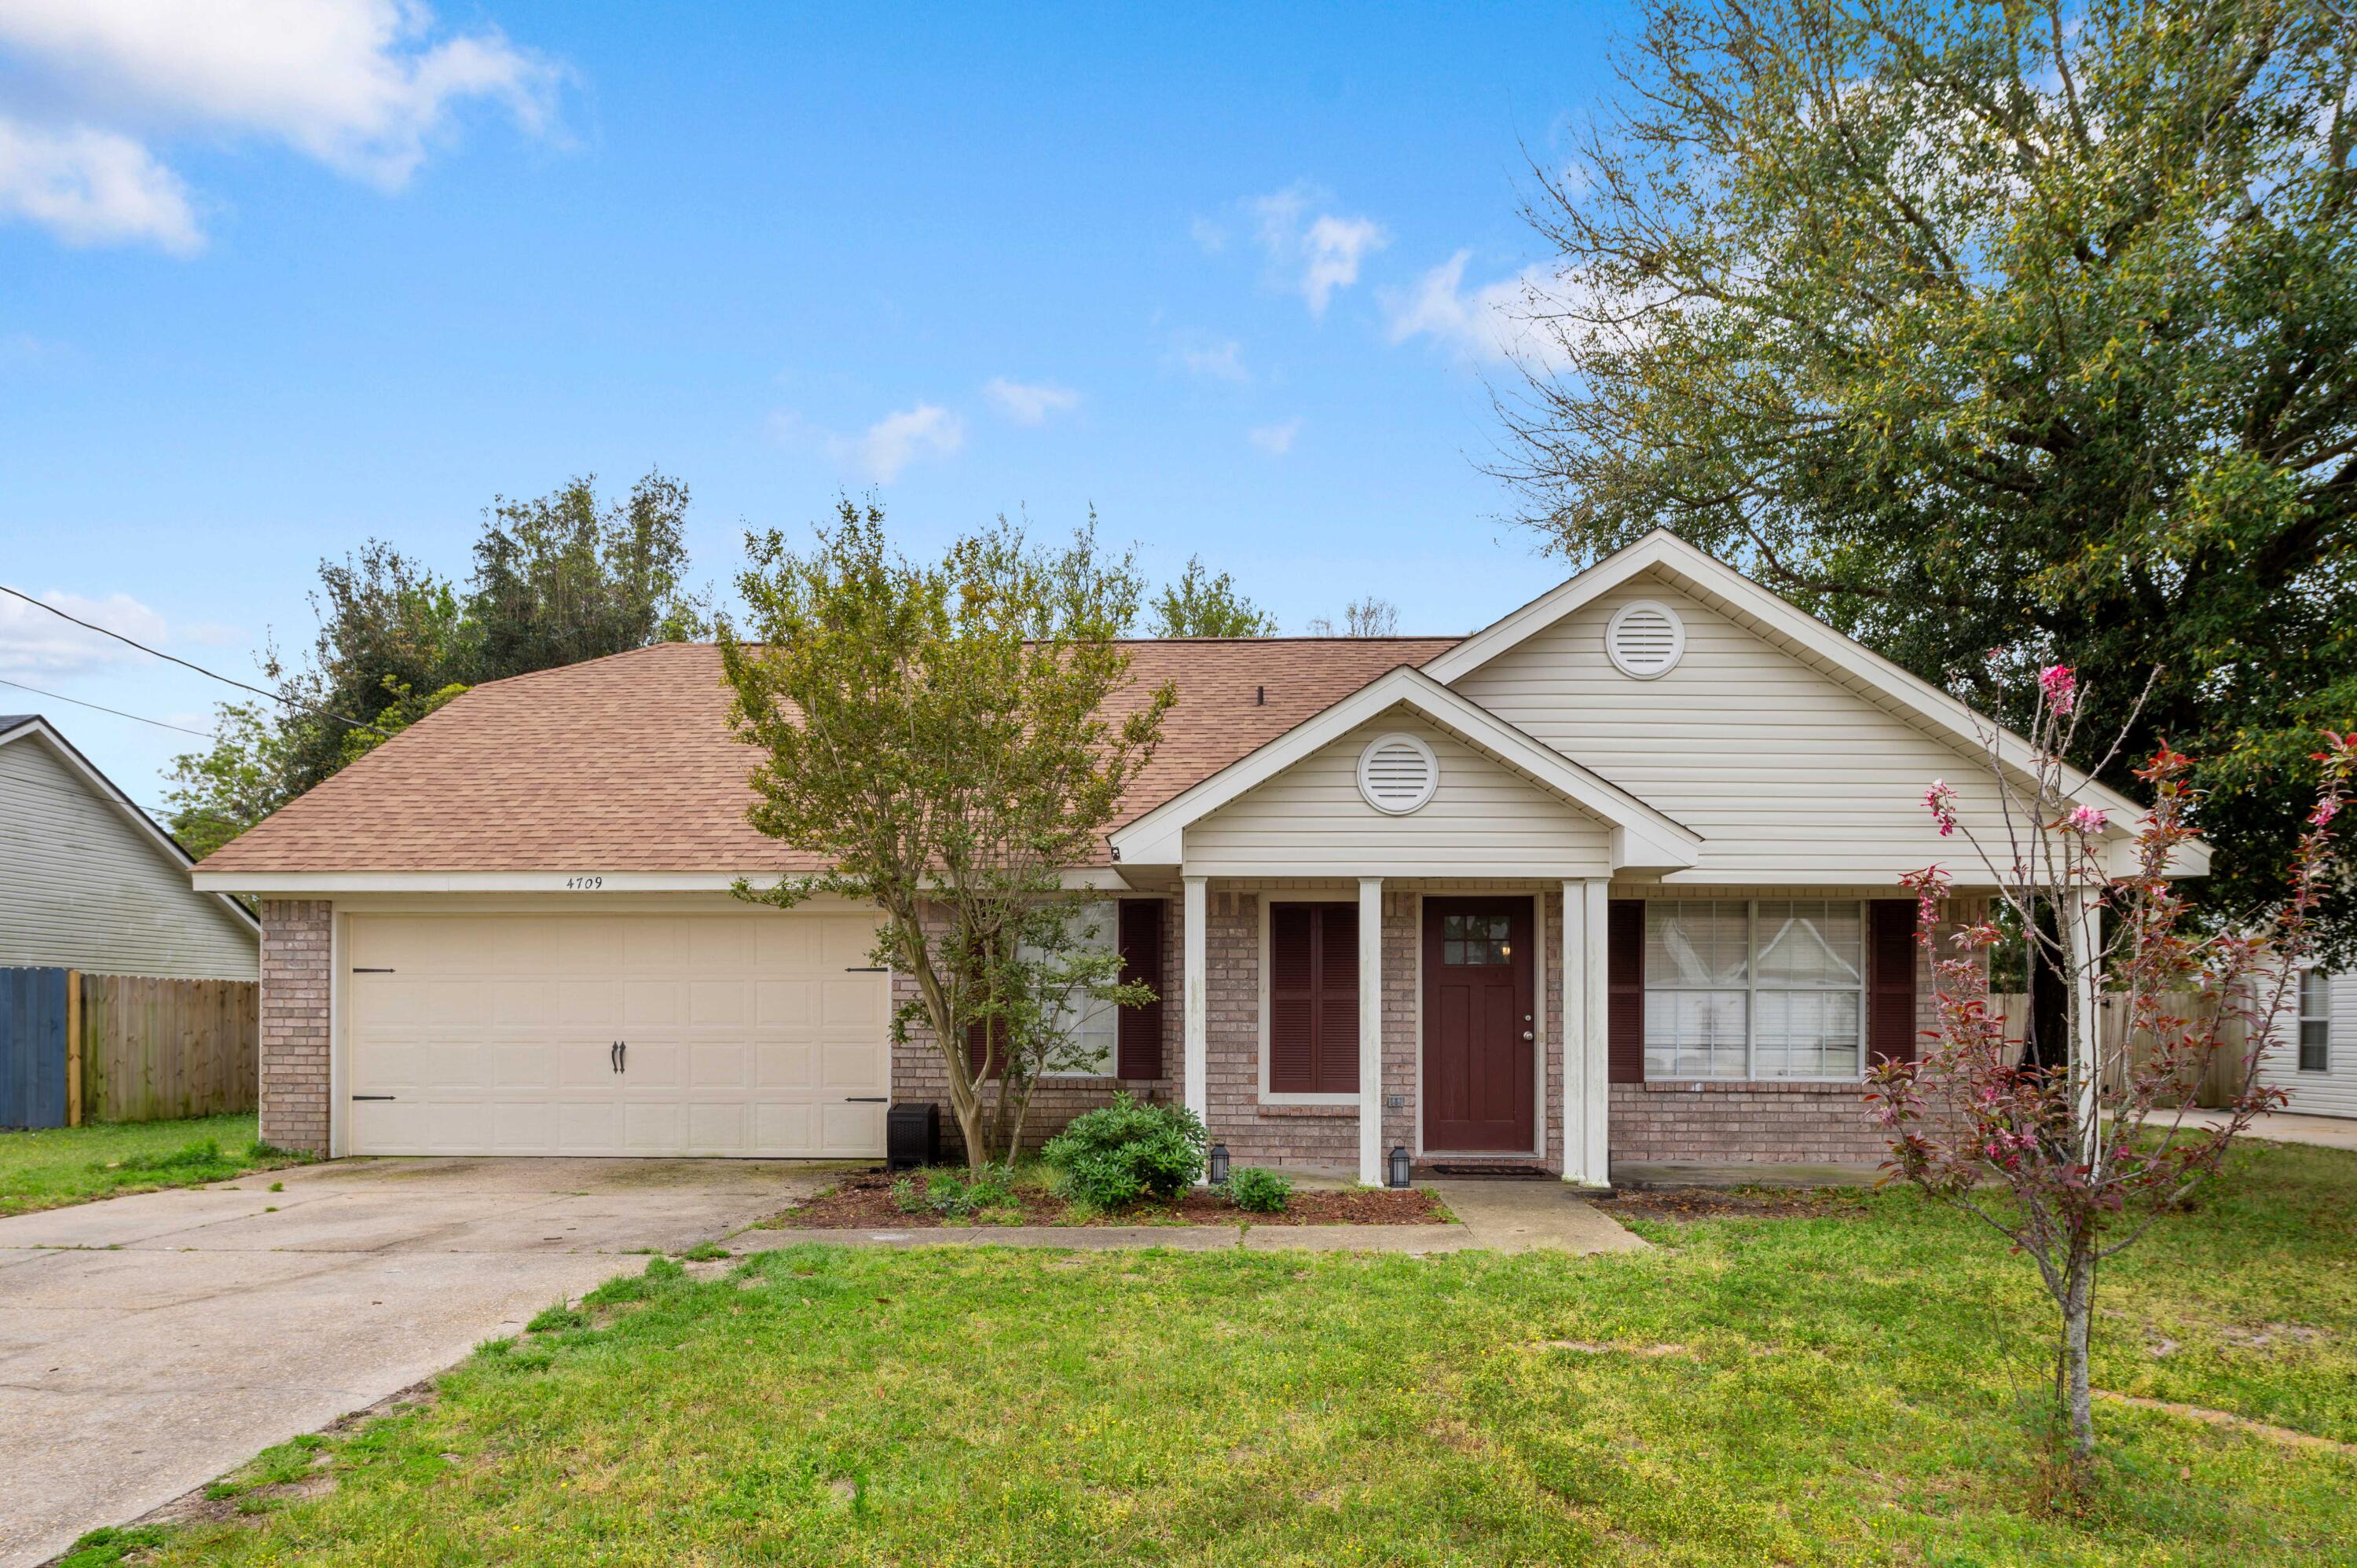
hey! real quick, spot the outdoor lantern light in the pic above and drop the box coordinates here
[1208,1143,1230,1185]
[1388,1145,1411,1189]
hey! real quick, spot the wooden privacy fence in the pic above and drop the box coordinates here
[0,968,258,1128]
[1988,991,2248,1108]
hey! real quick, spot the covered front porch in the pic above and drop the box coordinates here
[1168,877,1615,1186]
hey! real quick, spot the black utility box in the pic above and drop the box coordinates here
[885,1101,941,1171]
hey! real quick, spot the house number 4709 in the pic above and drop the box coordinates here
[564,876,605,890]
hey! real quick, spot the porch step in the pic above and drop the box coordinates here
[1417,1161,1554,1180]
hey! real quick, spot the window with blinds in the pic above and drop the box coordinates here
[1642,899,1867,1079]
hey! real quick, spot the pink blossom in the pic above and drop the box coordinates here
[2313,797,2341,828]
[1924,779,1959,837]
[2039,664,2077,715]
[2065,804,2109,835]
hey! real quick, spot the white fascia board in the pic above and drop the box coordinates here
[3,719,259,932]
[1423,529,2204,875]
[1108,665,1700,872]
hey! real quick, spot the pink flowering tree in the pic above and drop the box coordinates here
[1869,665,2355,1465]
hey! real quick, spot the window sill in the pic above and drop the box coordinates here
[1259,1093,1360,1107]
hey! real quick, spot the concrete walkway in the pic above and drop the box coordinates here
[743,1178,1644,1257]
[2161,1108,2357,1152]
[0,1156,825,1568]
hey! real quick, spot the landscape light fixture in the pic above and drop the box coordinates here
[1388,1146,1412,1189]
[1208,1143,1230,1185]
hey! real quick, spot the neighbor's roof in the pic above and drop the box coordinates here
[194,638,1461,874]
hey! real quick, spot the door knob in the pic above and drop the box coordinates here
[1521,1030,1534,1041]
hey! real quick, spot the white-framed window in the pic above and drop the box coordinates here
[1644,899,1866,1080]
[1029,901,1118,1077]
[2299,969,2331,1074]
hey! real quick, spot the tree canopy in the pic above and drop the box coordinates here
[1148,555,1280,637]
[165,469,709,853]
[1495,0,2357,951]
[719,503,1175,1168]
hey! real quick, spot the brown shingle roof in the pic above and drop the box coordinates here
[197,637,1461,874]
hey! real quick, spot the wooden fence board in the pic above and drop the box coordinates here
[78,975,258,1123]
[1989,991,2246,1108]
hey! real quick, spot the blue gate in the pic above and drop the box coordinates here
[0,967,69,1130]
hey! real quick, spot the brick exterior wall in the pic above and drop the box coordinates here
[258,899,332,1154]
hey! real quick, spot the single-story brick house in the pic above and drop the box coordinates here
[193,530,2194,1181]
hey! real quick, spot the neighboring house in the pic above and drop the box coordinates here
[193,531,2197,1179]
[2258,966,2356,1120]
[1,715,258,979]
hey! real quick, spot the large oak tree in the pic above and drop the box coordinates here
[1497,0,2357,951]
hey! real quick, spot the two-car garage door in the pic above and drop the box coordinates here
[343,911,889,1157]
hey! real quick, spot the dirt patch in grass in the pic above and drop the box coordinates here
[768,1171,1447,1229]
[1592,1186,1864,1222]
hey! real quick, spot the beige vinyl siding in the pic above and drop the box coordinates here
[1452,573,2029,885]
[0,731,258,979]
[2258,969,2357,1120]
[1182,712,1612,877]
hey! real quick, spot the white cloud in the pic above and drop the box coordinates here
[1252,184,1387,315]
[983,377,1078,426]
[0,589,170,676]
[834,404,965,484]
[1248,419,1301,456]
[1171,335,1249,384]
[0,115,201,253]
[0,0,559,251]
[1189,214,1226,254]
[1383,251,1579,372]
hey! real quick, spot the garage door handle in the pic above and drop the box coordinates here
[352,1094,395,1101]
[845,1096,886,1103]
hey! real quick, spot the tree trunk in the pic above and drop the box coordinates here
[2062,1246,2095,1460]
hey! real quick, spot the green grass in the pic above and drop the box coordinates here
[101,1141,2357,1566]
[0,1114,306,1216]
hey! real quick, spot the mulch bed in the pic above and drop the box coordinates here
[1591,1186,1864,1222]
[767,1171,1448,1229]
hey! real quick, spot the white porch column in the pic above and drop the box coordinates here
[1183,876,1208,1133]
[1358,877,1384,1186]
[1563,878,1611,1185]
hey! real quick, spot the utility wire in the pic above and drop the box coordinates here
[0,676,218,738]
[0,583,387,735]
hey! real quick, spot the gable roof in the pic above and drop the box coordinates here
[194,637,1461,880]
[0,716,258,931]
[1422,529,2204,875]
[1109,665,1701,873]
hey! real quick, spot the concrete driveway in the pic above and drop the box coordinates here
[0,1156,823,1568]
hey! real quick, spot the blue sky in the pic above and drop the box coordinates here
[0,2,1633,812]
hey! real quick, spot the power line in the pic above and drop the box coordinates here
[0,676,218,738]
[0,583,386,735]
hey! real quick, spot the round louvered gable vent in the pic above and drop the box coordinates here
[1358,732,1439,815]
[1605,599,1686,679]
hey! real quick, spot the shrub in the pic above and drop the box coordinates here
[1227,1167,1292,1214]
[1040,1094,1208,1209]
[920,1167,1017,1218]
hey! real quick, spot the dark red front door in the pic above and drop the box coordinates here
[1422,898,1535,1152]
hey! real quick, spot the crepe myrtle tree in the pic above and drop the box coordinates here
[717,501,1176,1172]
[1869,664,2357,1467]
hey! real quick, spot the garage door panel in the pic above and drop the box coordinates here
[346,913,886,1158]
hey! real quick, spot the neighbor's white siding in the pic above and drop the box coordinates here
[1451,571,2029,885]
[0,731,258,979]
[2257,969,2357,1120]
[1182,711,1613,877]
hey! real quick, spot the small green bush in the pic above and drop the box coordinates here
[1040,1094,1208,1209]
[891,1177,925,1214]
[911,1167,1017,1218]
[1227,1167,1292,1214]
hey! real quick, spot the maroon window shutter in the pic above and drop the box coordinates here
[1269,903,1359,1094]
[1269,904,1317,1093]
[1868,899,1919,1064]
[1318,901,1361,1095]
[1116,899,1165,1080]
[966,1016,999,1079]
[1607,899,1644,1083]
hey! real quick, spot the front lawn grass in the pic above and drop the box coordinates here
[0,1114,306,1217]
[119,1141,2357,1566]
